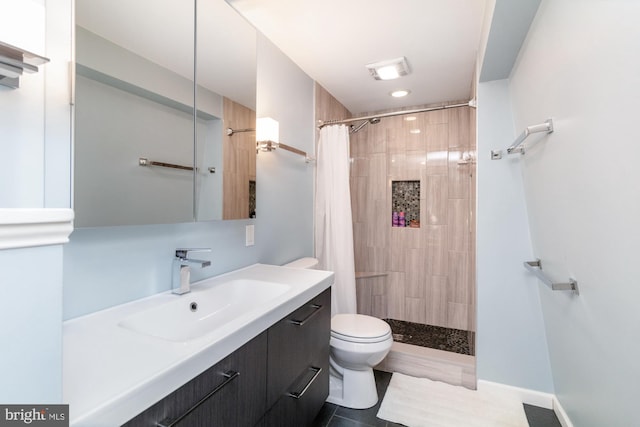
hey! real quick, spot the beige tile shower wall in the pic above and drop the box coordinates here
[315,83,351,132]
[223,97,256,220]
[350,105,476,332]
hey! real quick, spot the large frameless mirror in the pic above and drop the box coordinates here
[74,0,256,227]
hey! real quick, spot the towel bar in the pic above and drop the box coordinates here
[524,259,579,295]
[491,119,554,160]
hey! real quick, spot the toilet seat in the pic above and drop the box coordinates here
[331,314,392,344]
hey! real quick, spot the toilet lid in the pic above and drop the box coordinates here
[331,314,391,342]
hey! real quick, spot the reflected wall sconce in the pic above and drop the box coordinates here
[256,117,314,163]
[256,117,280,152]
[0,41,50,89]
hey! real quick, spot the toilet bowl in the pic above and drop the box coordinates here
[282,258,393,410]
[327,314,392,409]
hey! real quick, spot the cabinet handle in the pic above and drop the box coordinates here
[288,304,323,326]
[156,370,240,427]
[286,366,322,400]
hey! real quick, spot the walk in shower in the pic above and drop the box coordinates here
[345,102,477,375]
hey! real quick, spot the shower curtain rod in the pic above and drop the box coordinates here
[317,99,476,129]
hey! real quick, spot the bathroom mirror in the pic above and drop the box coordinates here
[74,0,256,227]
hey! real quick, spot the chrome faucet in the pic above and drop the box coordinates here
[172,248,211,295]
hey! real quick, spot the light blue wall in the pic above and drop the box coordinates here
[507,1,640,424]
[476,80,553,392]
[64,221,255,318]
[0,245,63,402]
[63,35,316,319]
[254,34,315,265]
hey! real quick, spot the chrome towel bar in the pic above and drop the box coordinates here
[524,259,579,295]
[139,157,215,174]
[226,127,255,136]
[491,118,554,160]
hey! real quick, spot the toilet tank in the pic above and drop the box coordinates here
[283,257,319,269]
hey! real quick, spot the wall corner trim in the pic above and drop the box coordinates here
[0,208,74,250]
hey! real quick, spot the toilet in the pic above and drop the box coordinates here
[283,258,393,410]
[328,313,392,409]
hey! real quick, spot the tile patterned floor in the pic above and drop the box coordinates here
[311,370,401,427]
[383,319,475,356]
[311,370,562,427]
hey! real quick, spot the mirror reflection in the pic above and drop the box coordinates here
[74,0,256,227]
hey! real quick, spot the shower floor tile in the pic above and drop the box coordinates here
[383,318,475,356]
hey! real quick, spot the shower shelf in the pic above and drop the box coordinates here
[0,40,50,89]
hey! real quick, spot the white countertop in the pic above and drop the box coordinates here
[63,263,333,426]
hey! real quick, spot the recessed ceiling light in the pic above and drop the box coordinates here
[366,57,411,81]
[390,89,410,98]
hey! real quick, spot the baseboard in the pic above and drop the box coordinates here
[477,380,553,408]
[477,380,574,427]
[552,396,574,427]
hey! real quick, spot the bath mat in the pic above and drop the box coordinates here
[377,373,528,427]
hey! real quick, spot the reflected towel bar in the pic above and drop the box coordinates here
[139,157,215,174]
[524,259,579,295]
[226,127,255,136]
[491,119,554,160]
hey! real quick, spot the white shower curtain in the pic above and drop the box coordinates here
[315,125,357,316]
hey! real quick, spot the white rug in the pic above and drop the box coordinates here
[377,373,529,427]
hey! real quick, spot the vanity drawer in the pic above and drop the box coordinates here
[122,331,267,427]
[262,351,330,427]
[266,288,331,411]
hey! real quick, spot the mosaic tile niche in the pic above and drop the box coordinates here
[392,180,420,227]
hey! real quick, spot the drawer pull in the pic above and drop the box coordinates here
[286,366,322,400]
[156,370,240,427]
[289,304,323,326]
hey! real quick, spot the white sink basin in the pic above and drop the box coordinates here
[118,279,291,342]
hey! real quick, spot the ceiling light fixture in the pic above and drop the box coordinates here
[390,89,410,98]
[366,56,411,81]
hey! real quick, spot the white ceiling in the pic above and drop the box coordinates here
[228,0,487,114]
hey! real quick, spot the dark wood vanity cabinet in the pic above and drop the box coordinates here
[263,288,331,427]
[122,331,267,427]
[122,288,330,427]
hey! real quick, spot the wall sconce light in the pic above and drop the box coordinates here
[256,117,280,152]
[255,117,315,163]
